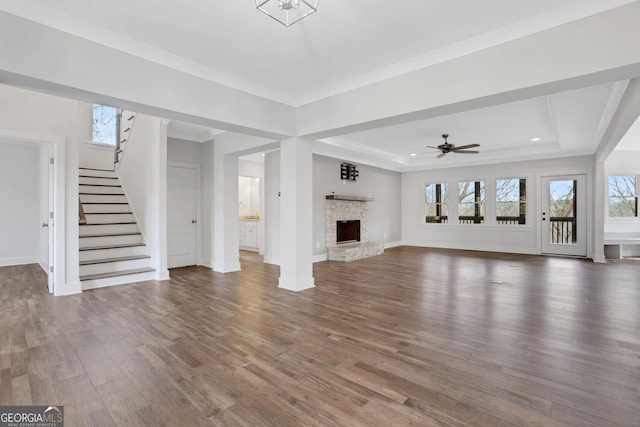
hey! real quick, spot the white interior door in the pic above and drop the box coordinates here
[47,148,54,293]
[541,174,587,256]
[167,165,198,268]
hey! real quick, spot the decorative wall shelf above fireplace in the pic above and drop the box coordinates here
[325,195,374,202]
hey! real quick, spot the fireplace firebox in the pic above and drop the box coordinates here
[336,220,360,244]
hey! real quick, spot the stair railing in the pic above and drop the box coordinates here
[114,109,137,169]
[79,197,87,224]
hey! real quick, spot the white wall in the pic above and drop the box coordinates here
[313,155,402,257]
[239,159,264,178]
[79,144,115,170]
[117,114,169,280]
[167,138,202,165]
[402,155,594,256]
[0,142,40,265]
[0,84,80,295]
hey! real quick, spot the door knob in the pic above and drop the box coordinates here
[42,223,48,228]
[191,219,197,224]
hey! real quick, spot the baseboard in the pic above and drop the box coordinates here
[55,281,82,296]
[0,256,39,267]
[212,261,241,273]
[384,241,403,249]
[278,276,315,292]
[263,256,280,266]
[402,241,538,256]
[313,253,327,263]
[155,269,170,281]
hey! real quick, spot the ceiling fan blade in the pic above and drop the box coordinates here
[452,144,480,150]
[426,146,441,150]
[453,150,479,154]
[437,152,446,158]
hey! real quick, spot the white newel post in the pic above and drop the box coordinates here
[279,137,315,291]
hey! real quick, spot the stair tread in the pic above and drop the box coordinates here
[80,267,155,281]
[80,183,122,187]
[80,243,145,251]
[81,202,129,205]
[80,222,136,225]
[80,232,141,238]
[80,192,125,195]
[84,212,133,215]
[79,167,115,172]
[79,175,118,179]
[80,254,150,265]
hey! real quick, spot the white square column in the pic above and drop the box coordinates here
[212,149,241,273]
[279,138,315,291]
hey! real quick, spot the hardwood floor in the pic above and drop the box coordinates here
[1,248,639,426]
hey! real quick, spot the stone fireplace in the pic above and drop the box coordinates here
[325,195,383,262]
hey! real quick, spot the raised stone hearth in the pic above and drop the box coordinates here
[327,242,384,262]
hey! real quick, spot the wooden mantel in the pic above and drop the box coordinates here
[325,195,374,202]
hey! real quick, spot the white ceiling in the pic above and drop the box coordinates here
[3,0,639,170]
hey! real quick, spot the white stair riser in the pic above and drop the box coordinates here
[79,176,119,186]
[79,245,147,262]
[79,169,116,178]
[79,234,143,247]
[84,213,134,224]
[79,185,124,194]
[80,223,138,235]
[81,270,156,290]
[79,258,151,276]
[80,194,127,203]
[82,204,130,214]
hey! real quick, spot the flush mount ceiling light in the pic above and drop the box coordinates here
[256,0,319,27]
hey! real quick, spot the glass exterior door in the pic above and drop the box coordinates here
[541,175,586,256]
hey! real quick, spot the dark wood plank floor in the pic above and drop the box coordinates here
[1,248,639,426]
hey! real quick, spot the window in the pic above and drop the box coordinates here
[458,180,484,224]
[425,183,448,223]
[608,175,638,217]
[92,104,117,145]
[496,178,526,225]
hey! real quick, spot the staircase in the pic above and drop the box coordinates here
[79,167,155,289]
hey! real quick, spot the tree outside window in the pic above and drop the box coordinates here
[608,175,638,217]
[496,178,526,225]
[425,183,448,223]
[92,104,117,145]
[458,180,484,224]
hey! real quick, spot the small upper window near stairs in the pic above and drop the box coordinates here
[92,104,117,146]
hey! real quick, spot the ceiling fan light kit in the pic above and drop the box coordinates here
[256,0,319,27]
